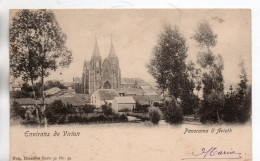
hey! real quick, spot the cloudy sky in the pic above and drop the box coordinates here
[10,9,251,88]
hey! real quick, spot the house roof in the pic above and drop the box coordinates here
[133,95,162,105]
[132,96,150,106]
[63,82,73,87]
[44,87,61,96]
[120,78,147,85]
[116,88,145,95]
[140,86,157,95]
[14,94,89,106]
[94,89,119,100]
[42,95,89,106]
[114,96,135,104]
[15,98,36,105]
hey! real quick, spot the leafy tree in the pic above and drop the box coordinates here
[192,20,224,123]
[10,10,41,99]
[10,9,73,125]
[164,100,183,124]
[237,58,248,104]
[45,80,67,90]
[223,59,251,123]
[192,20,217,49]
[147,25,192,101]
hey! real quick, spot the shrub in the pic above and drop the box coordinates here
[11,101,27,119]
[101,104,113,116]
[118,113,128,122]
[148,106,163,124]
[133,103,149,113]
[45,100,76,124]
[164,101,183,124]
[83,104,95,115]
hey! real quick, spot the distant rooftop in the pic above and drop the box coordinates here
[114,96,135,104]
[94,89,119,100]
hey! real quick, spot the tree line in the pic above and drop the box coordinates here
[147,21,251,124]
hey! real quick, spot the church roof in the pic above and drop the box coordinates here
[92,38,101,58]
[108,40,117,57]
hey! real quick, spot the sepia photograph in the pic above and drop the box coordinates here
[9,9,252,161]
[9,9,251,127]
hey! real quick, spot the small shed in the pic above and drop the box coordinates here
[112,96,136,113]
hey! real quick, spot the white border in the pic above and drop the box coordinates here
[0,0,259,161]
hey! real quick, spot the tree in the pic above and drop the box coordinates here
[10,10,41,99]
[192,20,224,123]
[164,100,183,124]
[237,58,248,103]
[10,9,73,125]
[147,25,192,100]
[148,106,163,124]
[192,20,217,49]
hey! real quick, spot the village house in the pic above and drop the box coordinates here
[112,96,136,113]
[91,89,119,107]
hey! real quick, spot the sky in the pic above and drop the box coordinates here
[10,9,251,89]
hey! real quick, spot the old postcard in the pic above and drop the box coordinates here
[9,9,251,161]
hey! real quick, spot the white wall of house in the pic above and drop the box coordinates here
[91,93,102,107]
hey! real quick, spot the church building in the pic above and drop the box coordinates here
[82,38,121,94]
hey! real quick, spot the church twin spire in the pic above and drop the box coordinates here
[91,35,117,58]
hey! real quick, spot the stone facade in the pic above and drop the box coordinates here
[82,38,121,94]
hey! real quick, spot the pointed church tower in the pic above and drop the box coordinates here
[82,60,90,94]
[92,38,101,58]
[107,36,121,89]
[89,37,102,94]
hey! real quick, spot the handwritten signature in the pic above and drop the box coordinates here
[181,147,242,160]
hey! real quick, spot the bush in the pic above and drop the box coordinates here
[118,113,128,122]
[101,104,113,116]
[164,101,183,124]
[133,103,149,113]
[148,106,163,124]
[11,101,27,119]
[83,104,95,115]
[45,100,76,124]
